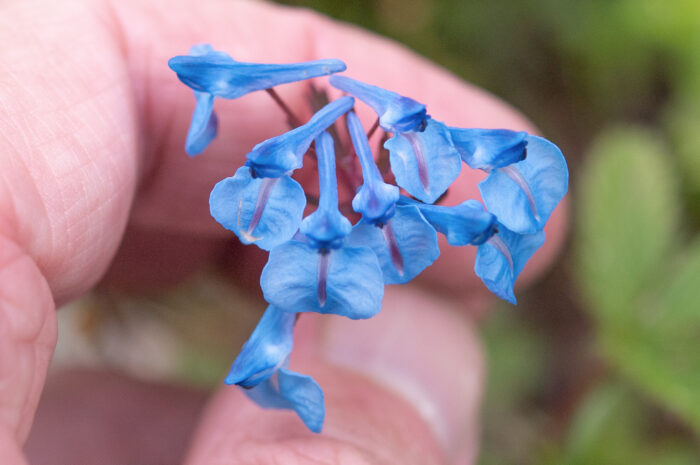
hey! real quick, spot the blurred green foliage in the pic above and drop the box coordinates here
[274,0,700,462]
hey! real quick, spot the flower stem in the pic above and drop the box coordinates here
[266,88,302,127]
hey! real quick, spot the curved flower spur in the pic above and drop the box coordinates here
[169,45,569,432]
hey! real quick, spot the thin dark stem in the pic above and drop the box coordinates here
[366,117,380,139]
[266,88,302,127]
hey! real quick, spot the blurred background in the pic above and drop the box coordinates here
[45,0,699,463]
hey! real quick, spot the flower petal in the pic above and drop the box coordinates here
[475,226,545,304]
[329,75,427,133]
[185,91,218,156]
[277,368,326,433]
[246,96,355,177]
[244,368,326,433]
[209,166,306,251]
[400,197,497,246]
[348,205,439,284]
[261,241,384,319]
[385,118,461,204]
[479,135,568,234]
[449,128,527,170]
[169,49,346,99]
[225,305,295,388]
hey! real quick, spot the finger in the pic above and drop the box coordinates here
[24,369,208,465]
[0,237,56,461]
[185,286,483,465]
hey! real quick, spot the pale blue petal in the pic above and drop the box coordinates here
[243,368,326,433]
[479,135,568,234]
[225,305,295,388]
[209,166,306,250]
[347,205,439,284]
[400,197,497,246]
[278,368,325,433]
[261,241,384,319]
[449,128,527,170]
[329,75,427,133]
[385,118,461,204]
[169,51,346,99]
[475,226,545,304]
[185,91,218,156]
[246,96,355,177]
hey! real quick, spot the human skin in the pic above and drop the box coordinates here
[0,0,567,464]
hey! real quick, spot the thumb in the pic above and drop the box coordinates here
[184,286,483,465]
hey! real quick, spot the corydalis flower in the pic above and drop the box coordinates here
[331,76,460,204]
[209,97,355,250]
[470,134,568,234]
[169,44,346,155]
[261,132,384,319]
[345,111,439,284]
[226,305,325,433]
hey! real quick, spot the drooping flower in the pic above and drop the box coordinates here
[169,44,346,155]
[260,132,385,319]
[225,305,325,433]
[329,75,427,133]
[344,111,439,283]
[209,97,355,251]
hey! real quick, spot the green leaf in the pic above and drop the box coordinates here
[601,239,700,432]
[577,126,679,319]
[562,383,642,465]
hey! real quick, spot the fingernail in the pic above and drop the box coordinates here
[320,286,484,464]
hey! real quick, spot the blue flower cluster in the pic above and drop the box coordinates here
[169,45,568,433]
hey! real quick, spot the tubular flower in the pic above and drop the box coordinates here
[169,43,346,155]
[225,305,325,433]
[260,132,385,319]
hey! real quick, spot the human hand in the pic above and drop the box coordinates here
[0,0,566,463]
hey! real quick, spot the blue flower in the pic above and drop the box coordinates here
[329,75,427,133]
[225,305,325,433]
[209,97,355,250]
[209,166,306,251]
[260,132,384,319]
[169,48,346,99]
[475,225,545,304]
[399,196,497,246]
[169,44,346,156]
[384,118,462,204]
[344,111,439,284]
[478,135,568,234]
[246,96,355,178]
[449,128,528,170]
